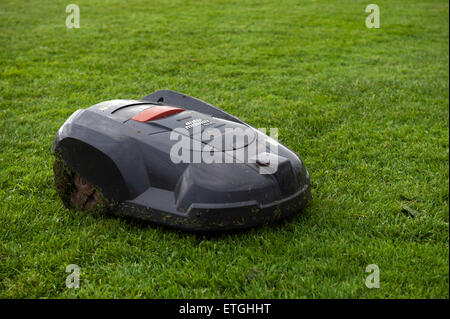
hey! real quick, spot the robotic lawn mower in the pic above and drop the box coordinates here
[52,90,311,231]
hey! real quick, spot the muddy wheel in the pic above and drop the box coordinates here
[53,156,109,215]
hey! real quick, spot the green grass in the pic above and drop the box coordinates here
[0,0,448,298]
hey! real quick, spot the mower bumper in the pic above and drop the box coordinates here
[114,173,311,231]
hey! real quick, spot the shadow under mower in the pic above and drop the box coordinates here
[52,90,311,231]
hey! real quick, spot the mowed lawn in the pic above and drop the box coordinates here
[0,0,448,298]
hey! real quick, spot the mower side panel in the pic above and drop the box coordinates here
[52,110,151,201]
[54,137,130,202]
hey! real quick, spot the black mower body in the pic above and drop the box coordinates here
[52,90,311,231]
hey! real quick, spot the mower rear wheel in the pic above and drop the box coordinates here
[53,157,108,215]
